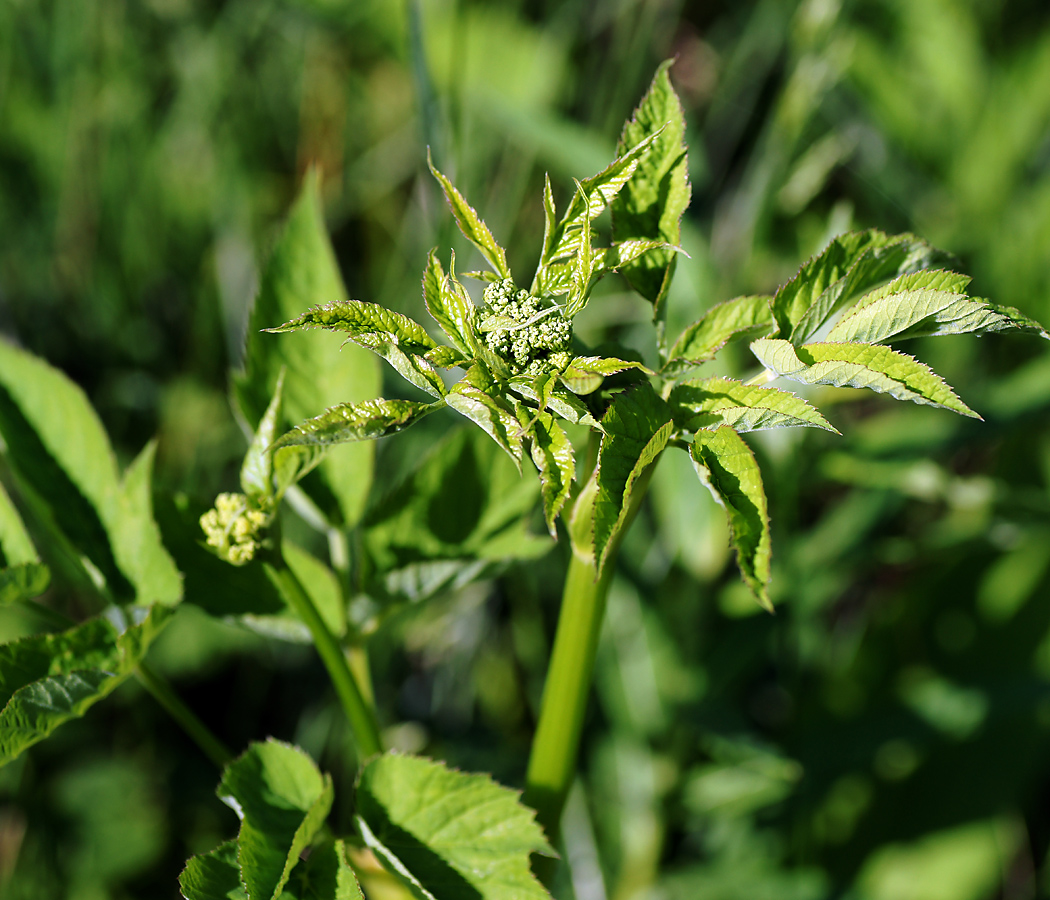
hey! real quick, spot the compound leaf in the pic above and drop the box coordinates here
[355,752,553,900]
[0,605,172,765]
[235,174,380,528]
[751,338,979,418]
[591,385,674,572]
[428,150,511,279]
[690,427,772,611]
[670,377,838,434]
[664,295,773,375]
[611,59,691,318]
[217,739,334,900]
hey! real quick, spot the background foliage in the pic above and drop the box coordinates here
[1,0,1050,897]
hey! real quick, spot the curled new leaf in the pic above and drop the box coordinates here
[423,249,481,357]
[690,427,772,611]
[751,338,980,418]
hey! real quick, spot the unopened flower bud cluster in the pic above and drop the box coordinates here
[482,279,572,376]
[200,492,270,565]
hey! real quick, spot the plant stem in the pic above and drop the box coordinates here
[263,555,383,759]
[524,462,658,845]
[136,661,233,769]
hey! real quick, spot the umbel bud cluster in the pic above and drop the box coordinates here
[481,279,572,376]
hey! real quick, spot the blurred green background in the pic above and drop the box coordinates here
[2,0,1050,897]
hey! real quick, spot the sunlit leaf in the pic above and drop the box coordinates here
[669,377,838,433]
[560,356,651,395]
[446,368,524,464]
[663,295,773,375]
[611,59,691,319]
[355,752,553,900]
[428,150,511,279]
[751,338,979,418]
[521,409,575,537]
[273,399,442,451]
[0,606,172,765]
[690,427,772,611]
[422,249,480,357]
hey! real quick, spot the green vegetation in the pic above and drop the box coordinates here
[2,2,1050,898]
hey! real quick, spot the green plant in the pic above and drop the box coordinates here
[0,59,1046,899]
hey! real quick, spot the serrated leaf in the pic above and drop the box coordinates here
[690,427,772,611]
[217,739,333,900]
[663,295,773,375]
[669,377,838,433]
[564,180,598,318]
[179,841,246,900]
[428,150,511,279]
[0,563,50,605]
[751,338,980,418]
[266,299,436,352]
[273,399,442,451]
[773,230,948,343]
[0,605,172,765]
[522,410,575,537]
[423,250,480,356]
[0,341,178,605]
[355,753,553,900]
[560,356,652,396]
[446,368,524,465]
[425,345,470,369]
[541,129,665,271]
[508,379,602,429]
[234,174,380,528]
[611,59,691,319]
[828,271,1050,344]
[592,385,674,572]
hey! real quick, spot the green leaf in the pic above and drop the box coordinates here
[179,841,246,900]
[0,341,178,605]
[280,840,363,900]
[0,606,172,765]
[425,345,471,369]
[563,180,598,318]
[274,399,442,451]
[354,752,553,900]
[446,368,524,465]
[669,377,838,434]
[361,428,548,609]
[265,298,445,398]
[560,356,652,395]
[690,427,772,611]
[771,230,947,343]
[0,480,37,566]
[521,410,576,538]
[509,379,602,430]
[235,174,381,528]
[110,440,183,607]
[427,150,511,279]
[544,129,665,268]
[217,739,334,900]
[663,295,773,376]
[750,338,980,418]
[611,59,691,318]
[423,250,481,357]
[827,271,1050,344]
[592,385,674,572]
[0,563,50,605]
[790,234,951,343]
[241,370,286,506]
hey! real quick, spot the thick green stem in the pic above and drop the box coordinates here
[263,557,383,759]
[524,462,657,845]
[136,661,234,769]
[524,550,613,836]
